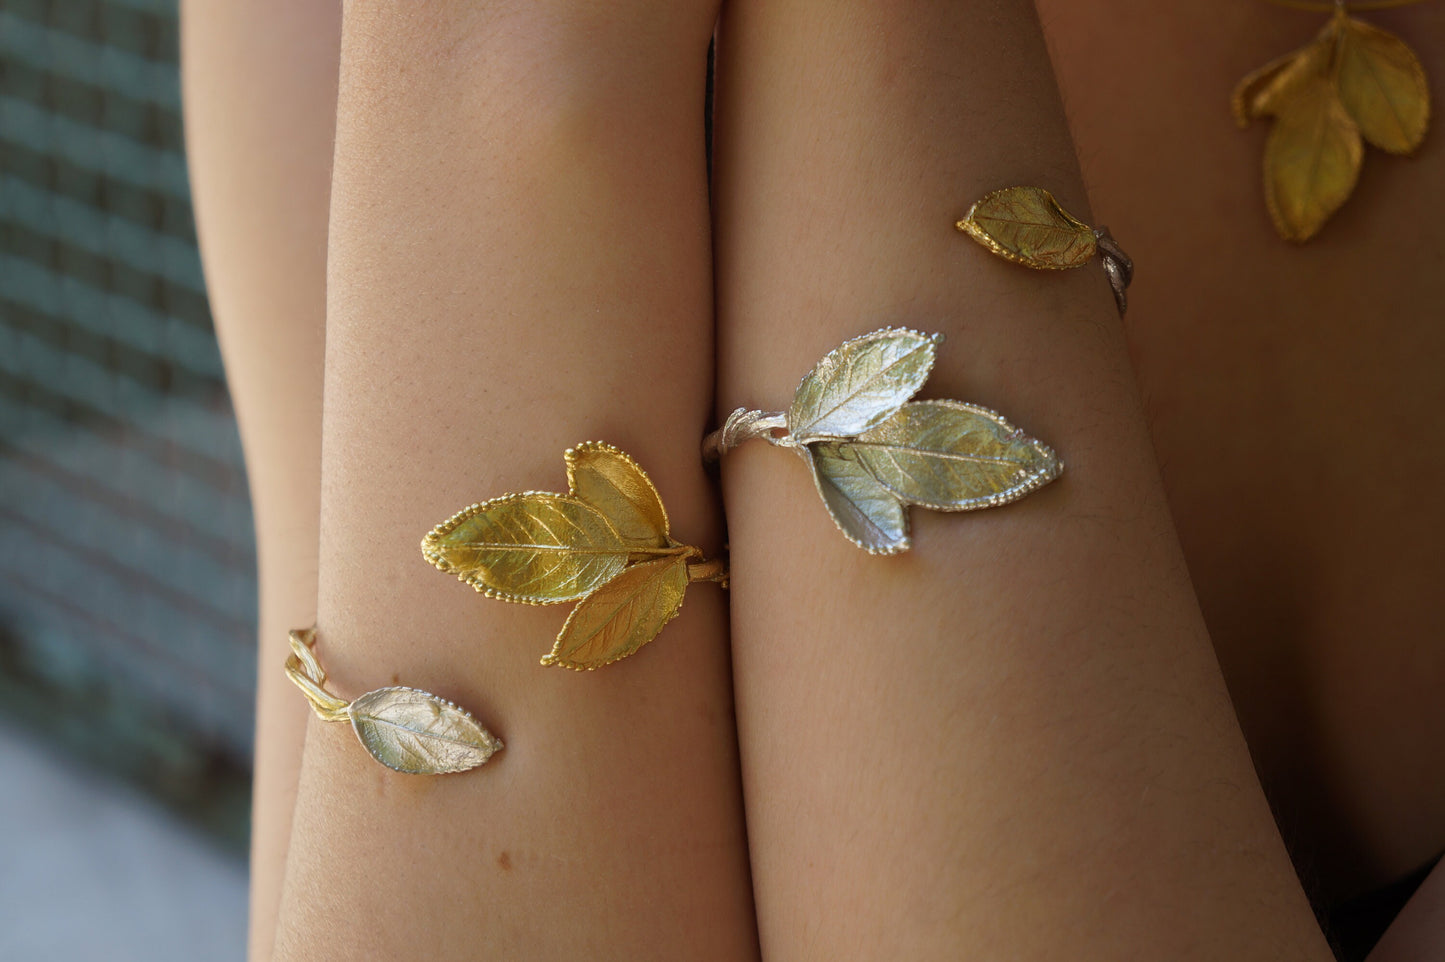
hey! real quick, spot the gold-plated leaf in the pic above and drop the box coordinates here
[851,400,1062,511]
[348,686,502,775]
[1233,42,1326,127]
[807,443,909,555]
[542,556,689,670]
[421,493,629,604]
[1335,15,1430,155]
[788,328,939,442]
[956,186,1097,269]
[1263,74,1364,242]
[565,442,670,549]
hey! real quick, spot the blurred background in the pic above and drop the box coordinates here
[1,0,252,956]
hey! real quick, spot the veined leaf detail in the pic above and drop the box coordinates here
[1263,74,1363,242]
[565,442,671,548]
[808,443,909,555]
[1336,16,1430,155]
[788,328,938,441]
[422,493,629,604]
[957,186,1097,269]
[543,556,689,670]
[349,687,502,775]
[851,400,1061,511]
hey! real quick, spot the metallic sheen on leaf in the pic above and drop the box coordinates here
[349,686,503,775]
[788,328,939,441]
[808,443,910,555]
[1264,74,1363,243]
[1235,9,1429,241]
[565,441,671,548]
[544,556,689,670]
[851,400,1061,511]
[957,186,1097,269]
[1335,16,1429,155]
[422,493,629,604]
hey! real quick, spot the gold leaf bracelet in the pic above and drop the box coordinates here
[284,627,503,775]
[956,186,1133,315]
[422,442,726,670]
[1234,2,1430,242]
[704,328,1061,555]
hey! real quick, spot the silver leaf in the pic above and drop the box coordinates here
[349,687,503,775]
[788,328,939,441]
[807,443,910,555]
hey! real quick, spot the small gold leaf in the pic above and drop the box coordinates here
[1335,15,1430,155]
[565,442,670,548]
[543,556,689,670]
[422,493,629,604]
[957,186,1097,269]
[1263,74,1364,242]
[788,328,939,442]
[807,443,909,555]
[851,400,1062,511]
[348,687,502,775]
[1233,46,1316,127]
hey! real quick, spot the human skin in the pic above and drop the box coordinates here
[179,2,339,957]
[1036,0,1445,906]
[711,1,1337,958]
[269,3,758,959]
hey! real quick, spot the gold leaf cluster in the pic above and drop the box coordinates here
[284,627,502,775]
[1234,9,1430,241]
[422,443,707,670]
[770,328,1062,555]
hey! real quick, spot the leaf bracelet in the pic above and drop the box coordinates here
[1233,0,1431,242]
[956,185,1134,315]
[421,442,727,671]
[703,327,1063,555]
[285,626,503,775]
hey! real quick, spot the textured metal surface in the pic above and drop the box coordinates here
[709,328,1061,555]
[1235,7,1430,241]
[423,443,723,670]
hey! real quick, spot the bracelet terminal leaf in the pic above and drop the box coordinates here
[421,442,726,670]
[955,186,1133,315]
[704,328,1062,555]
[284,627,503,775]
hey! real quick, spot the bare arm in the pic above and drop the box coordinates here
[180,3,338,957]
[272,3,756,958]
[712,2,1336,958]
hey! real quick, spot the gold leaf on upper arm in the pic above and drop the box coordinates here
[543,555,690,670]
[565,441,671,549]
[956,186,1097,269]
[1335,16,1430,155]
[421,492,630,604]
[1263,74,1363,243]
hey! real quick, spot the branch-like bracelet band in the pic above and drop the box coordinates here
[956,185,1134,315]
[284,626,503,775]
[704,328,1061,555]
[421,442,726,670]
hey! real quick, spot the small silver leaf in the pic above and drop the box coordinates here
[807,443,910,555]
[349,687,502,775]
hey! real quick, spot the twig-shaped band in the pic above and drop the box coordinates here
[421,442,726,670]
[704,328,1061,554]
[285,627,502,775]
